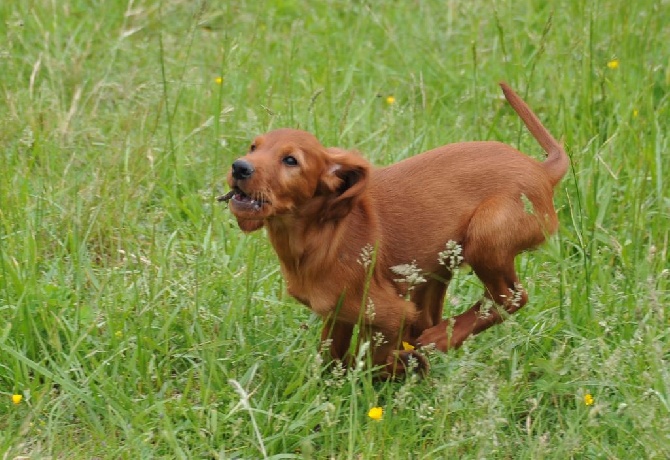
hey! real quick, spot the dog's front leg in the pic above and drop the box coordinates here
[319,317,354,362]
[365,288,430,378]
[367,327,430,378]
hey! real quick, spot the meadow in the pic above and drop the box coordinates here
[1,0,668,458]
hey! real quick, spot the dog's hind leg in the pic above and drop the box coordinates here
[448,261,528,348]
[416,265,526,351]
[417,196,543,351]
[408,279,449,343]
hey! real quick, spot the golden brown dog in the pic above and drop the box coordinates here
[221,83,568,376]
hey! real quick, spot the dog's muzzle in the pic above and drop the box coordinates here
[231,159,254,180]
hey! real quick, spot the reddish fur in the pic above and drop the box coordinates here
[226,83,568,376]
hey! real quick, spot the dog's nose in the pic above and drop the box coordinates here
[231,159,255,180]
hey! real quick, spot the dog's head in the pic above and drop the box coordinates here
[226,129,370,232]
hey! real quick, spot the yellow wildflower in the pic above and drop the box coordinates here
[633,109,639,117]
[115,330,123,338]
[402,341,415,351]
[12,394,23,405]
[368,406,383,421]
[584,393,594,406]
[607,59,619,70]
[215,77,223,85]
[386,96,396,105]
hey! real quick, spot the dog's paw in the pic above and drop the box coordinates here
[417,319,472,352]
[416,327,449,352]
[382,349,430,378]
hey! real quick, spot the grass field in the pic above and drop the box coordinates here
[1,0,669,458]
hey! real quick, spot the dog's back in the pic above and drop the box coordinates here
[370,140,558,271]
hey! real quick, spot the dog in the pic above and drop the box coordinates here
[220,83,568,376]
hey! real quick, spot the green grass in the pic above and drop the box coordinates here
[1,0,668,458]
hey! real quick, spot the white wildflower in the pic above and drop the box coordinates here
[478,298,495,318]
[438,240,464,270]
[372,331,387,347]
[508,283,524,310]
[405,353,419,373]
[354,341,370,372]
[323,402,337,427]
[19,126,35,149]
[357,243,375,270]
[319,338,333,353]
[417,402,435,421]
[391,260,426,290]
[324,360,346,388]
[365,298,376,322]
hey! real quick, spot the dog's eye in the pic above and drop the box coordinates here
[282,155,298,166]
[249,144,256,153]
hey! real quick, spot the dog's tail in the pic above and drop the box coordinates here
[500,82,569,186]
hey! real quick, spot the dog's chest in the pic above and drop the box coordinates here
[284,274,334,317]
[280,255,358,317]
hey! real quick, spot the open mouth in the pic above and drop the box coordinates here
[224,187,267,212]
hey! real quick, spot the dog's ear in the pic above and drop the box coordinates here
[236,217,265,233]
[318,148,370,220]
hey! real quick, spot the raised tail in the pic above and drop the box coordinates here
[500,82,569,186]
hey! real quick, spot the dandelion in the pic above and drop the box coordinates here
[633,109,639,117]
[12,394,23,405]
[584,393,594,406]
[402,341,415,351]
[607,59,619,70]
[386,96,396,105]
[368,406,383,421]
[215,77,223,84]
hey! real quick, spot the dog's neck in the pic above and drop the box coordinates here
[266,215,341,275]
